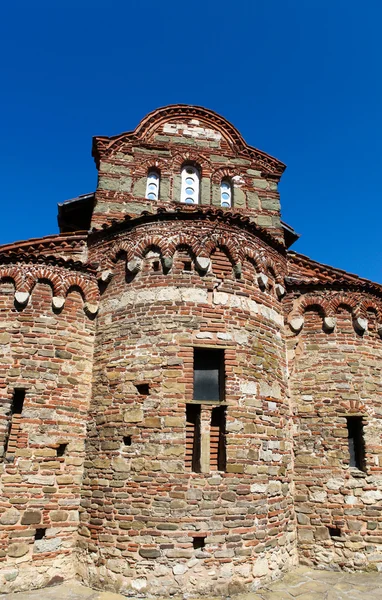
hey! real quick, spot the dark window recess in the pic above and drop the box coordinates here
[346,416,366,472]
[34,528,46,541]
[210,406,226,471]
[193,536,206,549]
[183,261,192,272]
[185,404,201,473]
[193,348,224,402]
[4,389,26,454]
[12,389,25,415]
[328,526,341,538]
[57,443,68,457]
[135,383,150,396]
[153,260,160,272]
[123,436,132,446]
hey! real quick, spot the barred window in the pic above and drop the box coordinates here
[181,165,200,204]
[145,170,160,200]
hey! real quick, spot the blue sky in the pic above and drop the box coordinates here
[1,1,381,282]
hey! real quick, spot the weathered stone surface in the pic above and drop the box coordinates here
[7,542,30,558]
[21,510,41,525]
[0,508,20,525]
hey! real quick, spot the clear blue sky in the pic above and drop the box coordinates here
[1,1,381,282]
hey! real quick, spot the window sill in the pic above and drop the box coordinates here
[349,467,367,478]
[189,399,227,405]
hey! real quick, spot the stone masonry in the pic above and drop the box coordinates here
[0,105,380,596]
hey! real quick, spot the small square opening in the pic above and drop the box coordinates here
[12,389,26,415]
[183,261,192,272]
[135,383,150,396]
[153,261,160,272]
[192,536,206,549]
[328,526,341,538]
[57,443,68,457]
[123,436,132,446]
[35,528,47,541]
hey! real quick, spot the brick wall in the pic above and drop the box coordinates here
[76,219,297,596]
[286,291,382,571]
[0,267,96,592]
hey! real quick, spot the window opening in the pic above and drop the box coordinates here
[346,416,366,472]
[4,389,26,455]
[135,383,150,396]
[210,406,226,471]
[145,170,160,200]
[183,261,192,272]
[12,389,25,414]
[181,166,200,204]
[193,536,206,549]
[123,436,132,446]
[328,526,341,538]
[152,260,160,272]
[220,179,232,208]
[185,404,201,473]
[34,528,46,541]
[193,348,224,402]
[57,443,68,457]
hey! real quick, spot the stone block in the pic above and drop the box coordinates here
[7,542,30,558]
[0,508,20,525]
[21,510,41,525]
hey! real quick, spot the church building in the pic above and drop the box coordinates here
[0,105,381,596]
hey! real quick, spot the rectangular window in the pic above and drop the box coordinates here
[210,406,226,471]
[4,389,26,455]
[193,348,224,402]
[346,416,366,472]
[185,404,201,473]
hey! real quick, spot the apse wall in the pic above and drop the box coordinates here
[287,294,382,571]
[77,218,297,597]
[0,266,97,592]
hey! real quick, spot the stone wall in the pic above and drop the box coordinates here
[286,291,382,572]
[77,219,297,596]
[0,266,96,593]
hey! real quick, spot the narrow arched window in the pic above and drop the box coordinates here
[145,170,160,200]
[181,165,200,204]
[220,179,232,208]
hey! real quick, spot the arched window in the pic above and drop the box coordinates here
[220,179,232,208]
[145,170,160,200]
[181,165,200,204]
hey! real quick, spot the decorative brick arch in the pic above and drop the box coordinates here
[293,295,330,319]
[62,274,99,304]
[211,166,243,185]
[196,235,239,265]
[357,298,382,321]
[330,294,357,315]
[166,234,199,258]
[171,151,211,175]
[264,258,283,284]
[0,266,24,291]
